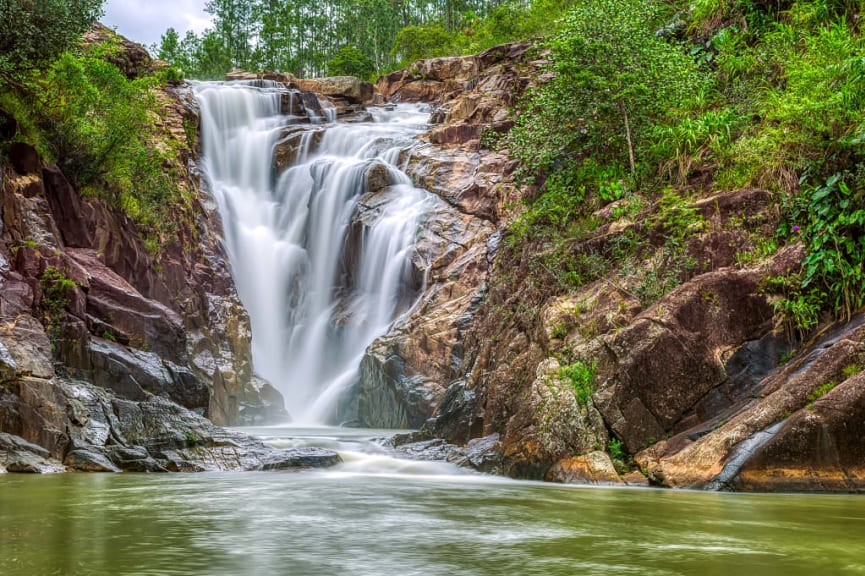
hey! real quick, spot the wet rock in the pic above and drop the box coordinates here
[463,433,503,474]
[292,76,374,104]
[622,470,650,487]
[88,338,210,412]
[395,438,467,464]
[256,448,342,471]
[358,351,441,429]
[595,269,774,453]
[273,127,324,173]
[103,444,166,471]
[64,449,122,473]
[637,315,865,489]
[501,358,609,480]
[732,371,865,492]
[1,432,64,473]
[68,249,187,362]
[226,69,260,81]
[365,162,393,193]
[238,377,291,426]
[546,451,623,485]
[432,381,479,445]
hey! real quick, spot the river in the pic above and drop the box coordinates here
[1,427,864,575]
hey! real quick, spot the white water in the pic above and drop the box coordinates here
[195,81,433,424]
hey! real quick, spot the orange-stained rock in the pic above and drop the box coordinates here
[546,451,623,485]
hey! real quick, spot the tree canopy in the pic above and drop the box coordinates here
[156,0,559,79]
[0,0,104,82]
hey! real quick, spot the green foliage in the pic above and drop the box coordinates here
[392,26,455,64]
[328,46,375,79]
[507,0,704,181]
[842,363,863,379]
[607,438,625,461]
[40,265,77,339]
[653,189,706,247]
[807,380,838,404]
[560,360,597,405]
[40,266,77,313]
[30,50,185,246]
[0,0,103,82]
[797,174,865,321]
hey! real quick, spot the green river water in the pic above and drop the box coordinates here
[1,427,863,576]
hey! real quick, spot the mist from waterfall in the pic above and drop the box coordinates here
[194,81,432,424]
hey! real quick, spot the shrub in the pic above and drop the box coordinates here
[327,46,375,79]
[391,26,454,64]
[560,359,597,405]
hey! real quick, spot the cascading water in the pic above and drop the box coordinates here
[195,81,433,424]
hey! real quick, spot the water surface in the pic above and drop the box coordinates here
[2,427,864,575]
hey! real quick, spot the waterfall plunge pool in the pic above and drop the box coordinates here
[2,426,865,575]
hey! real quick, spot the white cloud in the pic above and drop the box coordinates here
[101,0,213,48]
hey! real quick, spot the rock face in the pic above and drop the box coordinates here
[360,43,865,492]
[292,76,374,104]
[0,28,290,473]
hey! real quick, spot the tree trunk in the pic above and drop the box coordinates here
[621,102,636,175]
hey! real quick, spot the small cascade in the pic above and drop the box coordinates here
[195,81,433,424]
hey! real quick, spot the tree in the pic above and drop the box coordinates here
[508,0,702,178]
[157,28,181,64]
[327,45,375,78]
[0,0,104,83]
[391,25,453,64]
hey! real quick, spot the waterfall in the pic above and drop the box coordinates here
[194,81,433,425]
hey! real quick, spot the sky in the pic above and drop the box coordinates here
[101,0,213,48]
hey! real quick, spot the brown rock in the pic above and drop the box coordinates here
[292,76,374,104]
[546,451,623,485]
[733,372,865,492]
[84,23,152,79]
[595,269,774,453]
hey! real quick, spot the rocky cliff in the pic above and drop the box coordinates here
[0,28,305,474]
[365,43,865,492]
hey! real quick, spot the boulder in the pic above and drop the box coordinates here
[226,69,260,81]
[67,249,187,362]
[500,358,609,479]
[636,315,865,489]
[64,449,121,472]
[546,451,624,485]
[255,448,342,471]
[732,371,865,492]
[83,23,152,79]
[292,76,374,104]
[594,269,775,453]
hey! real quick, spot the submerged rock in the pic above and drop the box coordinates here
[257,448,342,471]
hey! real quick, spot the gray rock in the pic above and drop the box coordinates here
[64,449,122,473]
[256,448,342,471]
[463,433,502,474]
[395,439,467,465]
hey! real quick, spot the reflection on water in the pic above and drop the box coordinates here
[2,427,864,576]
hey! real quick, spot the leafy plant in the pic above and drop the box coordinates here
[0,0,104,83]
[607,438,625,460]
[560,359,597,405]
[807,380,838,404]
[842,363,863,379]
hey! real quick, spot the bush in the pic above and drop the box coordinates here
[560,360,597,405]
[507,0,704,180]
[391,25,454,64]
[327,46,375,79]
